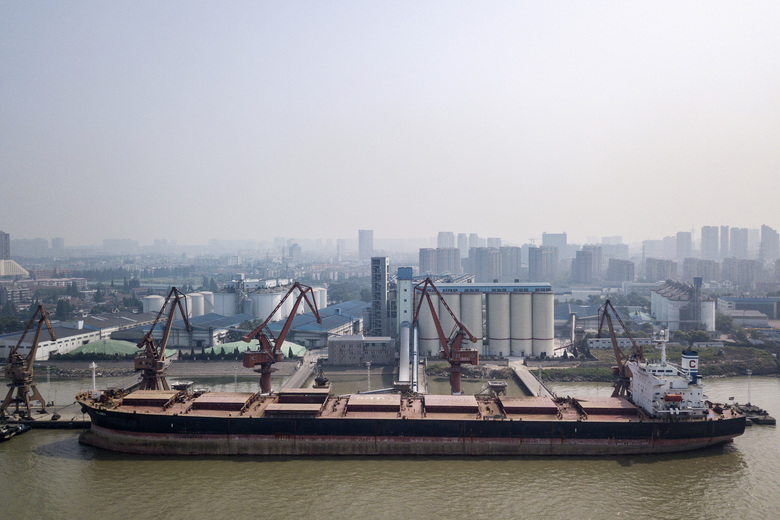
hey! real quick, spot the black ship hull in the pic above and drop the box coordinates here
[80,406,746,456]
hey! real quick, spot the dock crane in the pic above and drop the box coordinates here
[597,299,644,398]
[413,278,479,395]
[135,287,190,391]
[1,305,55,419]
[242,282,321,393]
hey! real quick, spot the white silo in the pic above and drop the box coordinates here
[460,292,484,353]
[142,295,165,314]
[416,293,439,357]
[187,292,204,317]
[313,287,327,311]
[251,292,282,320]
[213,292,237,316]
[281,287,295,320]
[510,293,533,357]
[532,292,554,357]
[487,293,510,357]
[200,291,214,314]
[438,293,461,338]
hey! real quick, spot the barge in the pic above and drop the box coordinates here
[77,347,745,456]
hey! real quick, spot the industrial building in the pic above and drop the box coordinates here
[717,296,780,321]
[650,279,715,332]
[266,300,369,349]
[370,256,390,336]
[327,335,395,365]
[0,325,101,361]
[413,281,555,358]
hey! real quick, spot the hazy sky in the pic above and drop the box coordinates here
[2,1,780,247]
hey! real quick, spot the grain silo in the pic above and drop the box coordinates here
[187,292,204,317]
[416,292,439,356]
[459,292,483,353]
[510,292,533,357]
[200,291,214,314]
[213,292,237,316]
[486,293,510,357]
[438,293,461,338]
[532,292,554,357]
[142,295,165,314]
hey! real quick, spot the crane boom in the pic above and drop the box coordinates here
[135,287,190,391]
[242,282,322,393]
[1,305,56,419]
[413,278,478,394]
[597,300,644,397]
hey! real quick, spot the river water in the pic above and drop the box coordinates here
[1,376,778,520]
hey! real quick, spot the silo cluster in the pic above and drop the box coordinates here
[415,289,554,358]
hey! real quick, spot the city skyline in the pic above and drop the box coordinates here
[3,3,780,246]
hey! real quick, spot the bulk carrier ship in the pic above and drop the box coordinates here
[77,287,745,456]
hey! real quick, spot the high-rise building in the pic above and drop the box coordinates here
[760,224,779,262]
[468,233,479,248]
[0,231,9,260]
[499,246,522,282]
[700,226,719,260]
[437,232,455,249]
[645,258,677,281]
[676,231,692,260]
[472,247,500,283]
[572,249,593,283]
[528,246,557,282]
[418,248,437,274]
[682,258,720,283]
[358,230,373,262]
[487,237,501,248]
[457,233,468,258]
[606,259,635,282]
[436,248,461,275]
[542,232,567,250]
[51,237,64,252]
[370,257,390,336]
[582,245,603,278]
[730,228,749,259]
[720,226,730,259]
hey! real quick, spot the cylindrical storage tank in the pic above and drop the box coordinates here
[200,291,214,314]
[241,298,253,316]
[251,292,280,321]
[460,293,484,353]
[399,321,411,383]
[510,292,533,357]
[314,287,327,311]
[142,295,165,314]
[187,292,204,317]
[281,288,295,319]
[438,293,461,339]
[416,293,439,357]
[487,293,510,357]
[213,292,237,316]
[532,292,554,357]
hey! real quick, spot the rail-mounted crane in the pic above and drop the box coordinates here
[135,287,190,391]
[1,305,55,419]
[597,299,644,398]
[413,278,479,395]
[242,282,321,393]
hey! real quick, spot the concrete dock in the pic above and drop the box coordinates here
[509,361,555,398]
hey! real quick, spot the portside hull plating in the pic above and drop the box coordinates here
[79,407,745,456]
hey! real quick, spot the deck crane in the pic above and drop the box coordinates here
[242,282,321,393]
[413,278,479,395]
[597,299,644,398]
[135,287,190,391]
[1,305,55,419]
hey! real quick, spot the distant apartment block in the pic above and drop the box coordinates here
[606,259,635,282]
[358,229,373,262]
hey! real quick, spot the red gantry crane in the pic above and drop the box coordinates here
[135,287,190,391]
[1,305,55,420]
[413,278,479,395]
[597,299,644,398]
[242,282,321,393]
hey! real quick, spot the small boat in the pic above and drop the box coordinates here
[0,423,31,442]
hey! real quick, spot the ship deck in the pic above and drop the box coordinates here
[81,389,741,423]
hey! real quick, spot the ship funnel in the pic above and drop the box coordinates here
[681,350,699,384]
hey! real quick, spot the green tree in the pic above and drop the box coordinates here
[55,299,73,320]
[94,284,105,303]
